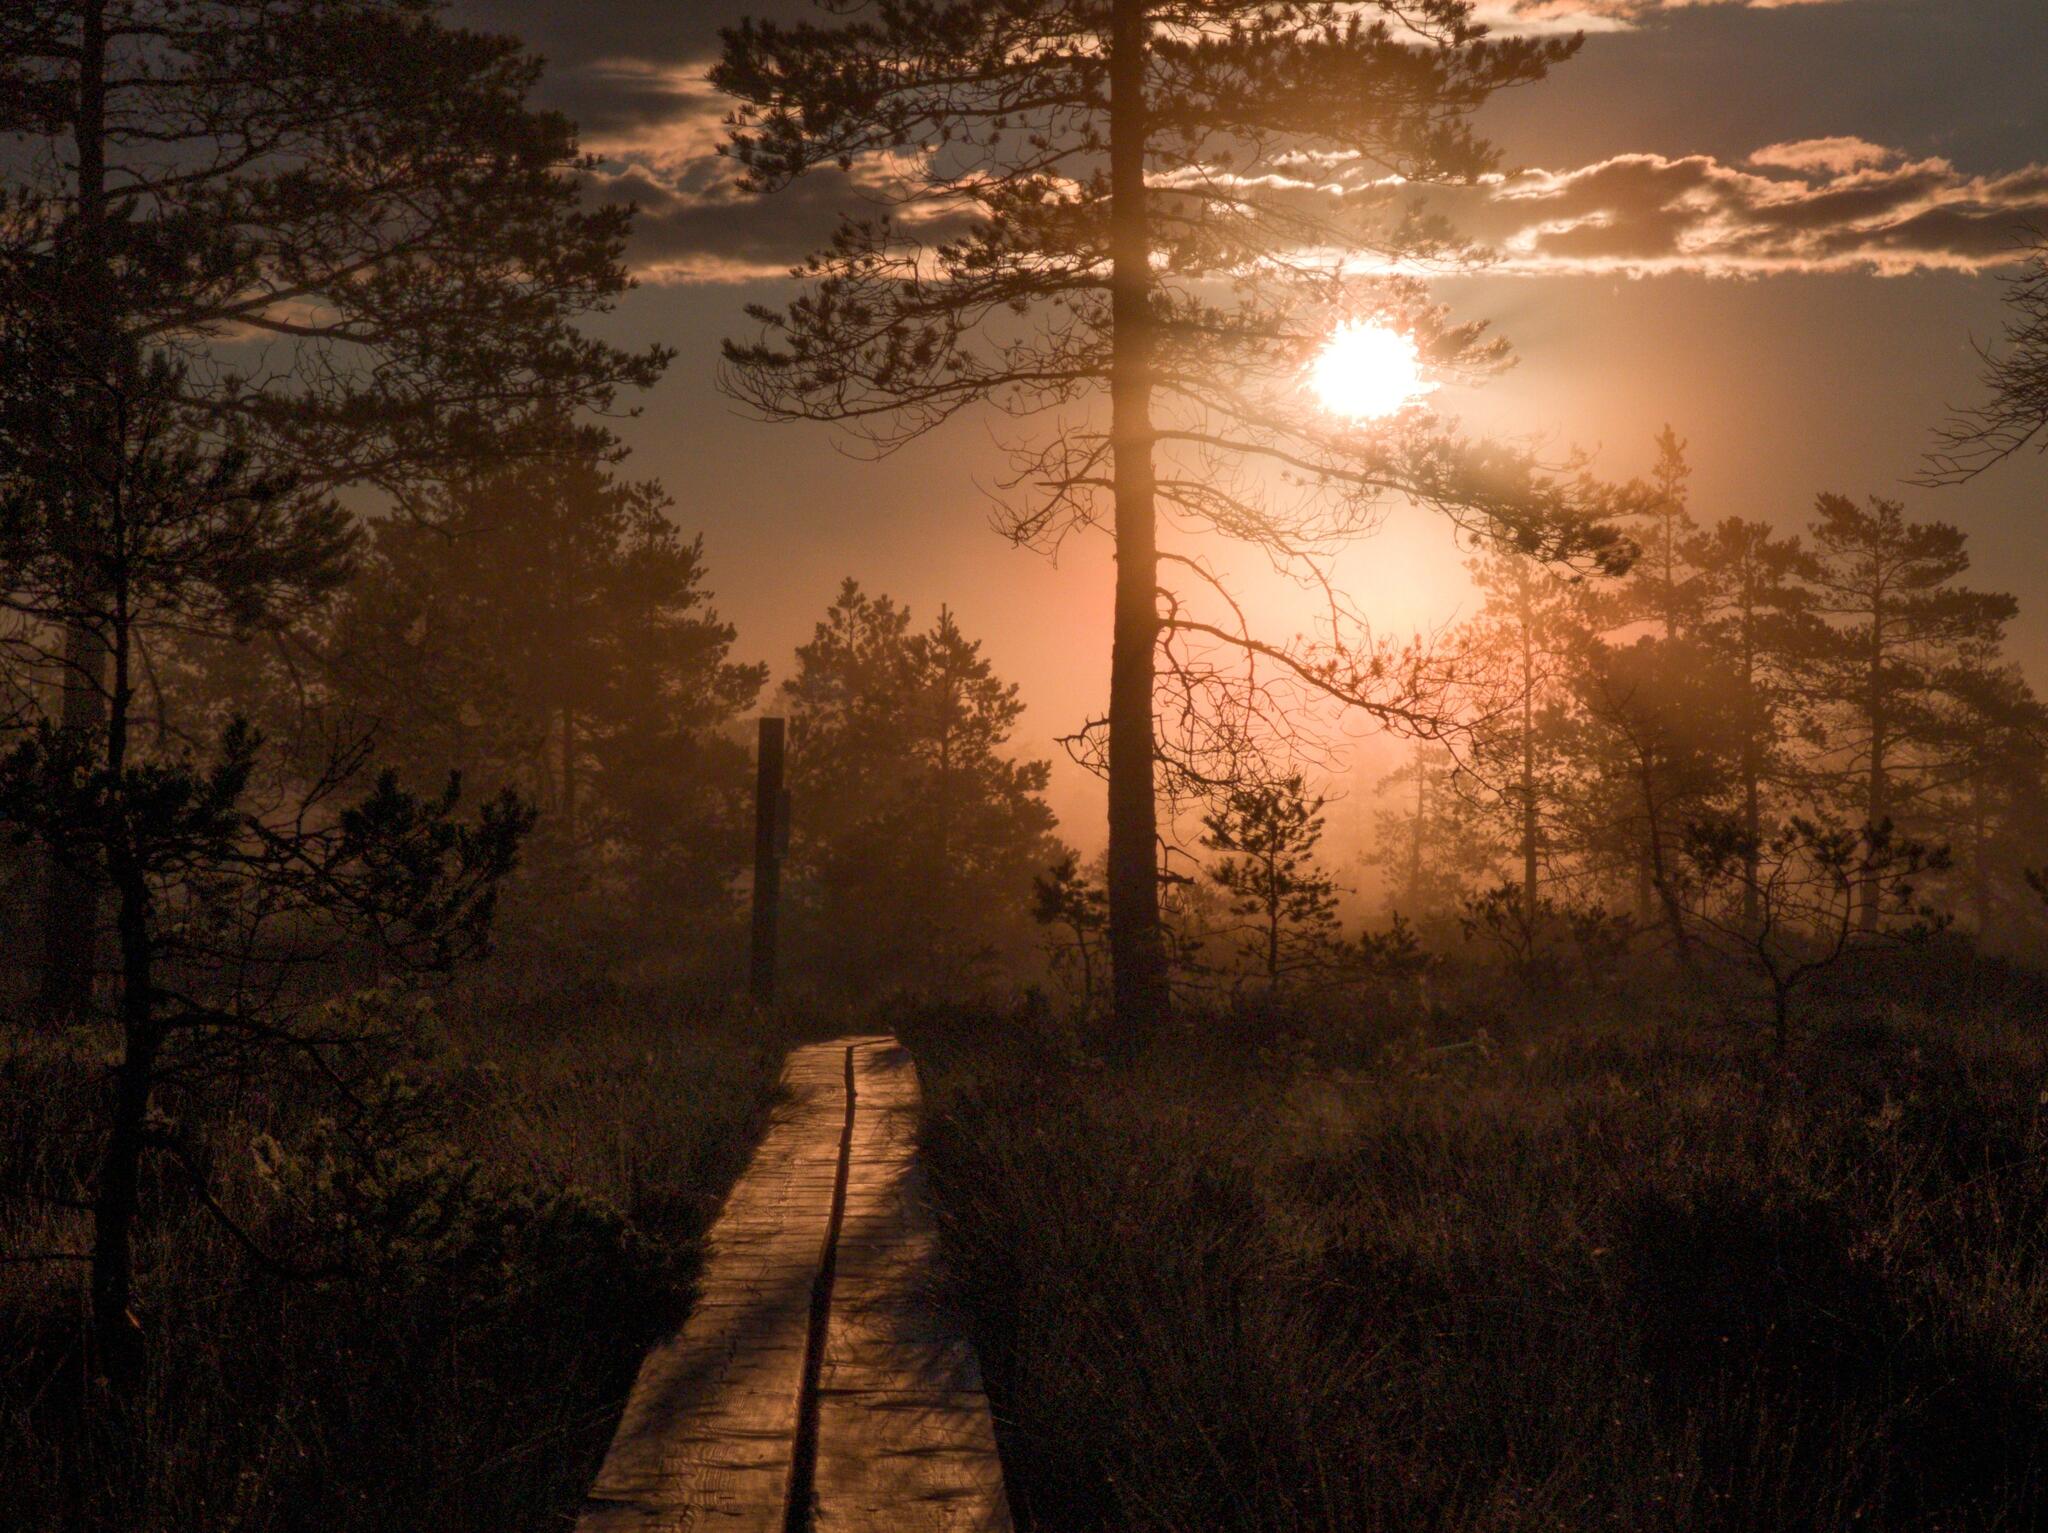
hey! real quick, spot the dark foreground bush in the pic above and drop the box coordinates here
[0,978,789,1533]
[907,985,2048,1532]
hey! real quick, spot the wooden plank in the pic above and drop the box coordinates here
[578,1039,850,1533]
[809,1039,1015,1533]
[579,1032,1012,1533]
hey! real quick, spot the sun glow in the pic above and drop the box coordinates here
[1308,321,1435,421]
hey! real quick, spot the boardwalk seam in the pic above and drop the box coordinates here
[783,1042,857,1533]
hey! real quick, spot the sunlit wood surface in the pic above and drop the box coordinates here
[814,1039,1013,1531]
[578,1034,1011,1533]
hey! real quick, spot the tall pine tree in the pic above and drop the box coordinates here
[714,0,1630,1030]
[0,0,664,1014]
[1806,493,2015,930]
[1688,516,1824,925]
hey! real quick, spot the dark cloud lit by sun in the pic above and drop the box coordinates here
[457,0,2047,287]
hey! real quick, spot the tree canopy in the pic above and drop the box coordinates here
[782,580,1063,993]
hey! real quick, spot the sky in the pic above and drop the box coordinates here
[450,0,2048,857]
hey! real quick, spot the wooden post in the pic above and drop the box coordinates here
[751,717,787,1004]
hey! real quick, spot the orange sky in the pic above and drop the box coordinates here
[585,263,2048,861]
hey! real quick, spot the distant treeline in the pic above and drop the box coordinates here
[1367,428,2043,954]
[1029,429,2048,1022]
[0,445,1073,999]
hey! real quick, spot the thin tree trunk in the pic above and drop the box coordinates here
[94,872,157,1383]
[1742,764,1762,926]
[1971,772,1990,936]
[1861,711,1887,933]
[43,0,113,1023]
[1741,627,1761,928]
[1858,615,1886,933]
[1519,605,1538,923]
[1639,758,1691,961]
[1266,855,1280,984]
[1104,0,1166,1035]
[93,553,150,1382]
[44,625,106,1020]
[1410,751,1426,910]
[934,648,956,978]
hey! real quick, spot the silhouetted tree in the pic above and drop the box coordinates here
[1202,772,1342,987]
[0,0,665,1016]
[1604,425,1704,640]
[1461,548,1589,921]
[784,582,1063,991]
[1925,231,2048,482]
[1570,634,1742,956]
[1689,517,1825,925]
[1571,427,1709,917]
[715,0,1632,1032]
[1805,493,2015,930]
[1034,851,1110,1007]
[0,708,530,1376]
[1924,662,2048,942]
[1370,741,1500,921]
[1681,815,1946,1055]
[327,453,766,942]
[1457,879,1635,997]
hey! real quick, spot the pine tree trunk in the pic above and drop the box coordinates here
[1742,766,1762,927]
[935,674,955,980]
[1741,628,1761,929]
[1861,712,1887,934]
[1411,753,1426,910]
[1858,618,1886,933]
[1971,773,1990,936]
[94,869,158,1385]
[42,0,113,1024]
[93,567,150,1383]
[1519,611,1538,924]
[1266,856,1281,984]
[1639,759,1691,960]
[44,624,106,1020]
[1104,0,1166,1035]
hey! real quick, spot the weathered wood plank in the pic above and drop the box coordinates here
[578,1039,850,1533]
[809,1039,1014,1533]
[579,1032,1011,1533]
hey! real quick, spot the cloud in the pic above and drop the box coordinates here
[1468,3,1639,35]
[1473,0,1856,29]
[594,135,2048,284]
[543,9,2033,288]
[571,60,731,165]
[587,130,988,285]
[1748,136,1896,174]
[1452,143,2048,276]
[588,156,874,286]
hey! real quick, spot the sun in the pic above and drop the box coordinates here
[1308,321,1435,421]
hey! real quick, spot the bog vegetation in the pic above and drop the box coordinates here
[4,1,2048,1531]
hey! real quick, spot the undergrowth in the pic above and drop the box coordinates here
[0,972,791,1533]
[907,965,2048,1532]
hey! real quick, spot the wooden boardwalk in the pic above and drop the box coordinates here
[579,1035,1012,1533]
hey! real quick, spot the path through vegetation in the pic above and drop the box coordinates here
[579,1035,1010,1533]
